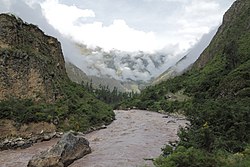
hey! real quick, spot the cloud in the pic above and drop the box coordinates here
[40,0,161,53]
[156,0,229,51]
[171,0,222,49]
[38,0,234,54]
[0,0,13,11]
[40,0,95,35]
[0,0,235,81]
[0,0,236,54]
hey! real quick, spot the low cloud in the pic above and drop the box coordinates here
[0,0,235,81]
[40,0,161,53]
[40,0,229,53]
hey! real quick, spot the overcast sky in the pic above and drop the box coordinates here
[0,0,235,53]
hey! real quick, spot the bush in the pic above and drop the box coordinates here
[155,146,250,167]
[0,81,115,132]
[155,146,219,167]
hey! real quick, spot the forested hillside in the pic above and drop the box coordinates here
[121,0,250,166]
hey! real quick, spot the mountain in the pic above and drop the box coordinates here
[0,13,114,138]
[67,43,176,92]
[73,43,181,83]
[0,14,67,102]
[127,0,250,110]
[123,0,250,165]
[65,61,141,93]
[65,62,89,85]
[152,27,218,85]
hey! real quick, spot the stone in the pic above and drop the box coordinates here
[167,120,176,124]
[16,140,25,147]
[96,125,107,130]
[42,132,56,141]
[3,139,9,144]
[13,137,23,142]
[27,131,91,167]
[162,115,169,119]
[55,132,64,138]
[21,140,33,149]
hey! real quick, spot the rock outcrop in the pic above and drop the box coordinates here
[0,13,68,102]
[0,131,63,151]
[27,131,91,167]
[0,13,114,137]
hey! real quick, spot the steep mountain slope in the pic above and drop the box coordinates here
[0,14,67,102]
[65,62,89,85]
[186,0,250,99]
[152,28,218,85]
[123,0,250,165]
[131,0,250,109]
[65,61,140,92]
[0,14,114,138]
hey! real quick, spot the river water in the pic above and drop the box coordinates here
[0,110,187,167]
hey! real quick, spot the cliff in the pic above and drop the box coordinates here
[0,14,114,139]
[0,13,67,102]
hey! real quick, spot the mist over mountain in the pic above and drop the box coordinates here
[153,26,218,84]
[122,1,250,165]
[71,44,182,82]
[0,0,235,89]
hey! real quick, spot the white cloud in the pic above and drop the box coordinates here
[39,0,234,54]
[159,0,228,51]
[40,0,95,35]
[37,0,235,81]
[0,0,235,54]
[0,0,235,81]
[1,0,13,10]
[40,0,162,53]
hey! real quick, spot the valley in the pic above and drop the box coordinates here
[0,110,187,167]
[0,0,249,166]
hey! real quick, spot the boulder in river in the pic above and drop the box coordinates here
[27,131,91,167]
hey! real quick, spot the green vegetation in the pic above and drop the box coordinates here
[0,82,114,132]
[155,145,250,167]
[120,75,190,112]
[121,0,250,166]
[0,48,114,132]
[0,13,114,132]
[83,81,136,108]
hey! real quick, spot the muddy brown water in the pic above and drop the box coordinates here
[0,110,187,167]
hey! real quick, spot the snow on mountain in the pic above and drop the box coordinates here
[73,44,182,82]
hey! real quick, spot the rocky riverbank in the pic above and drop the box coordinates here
[0,120,107,151]
[0,131,63,151]
[0,110,188,167]
[27,131,91,167]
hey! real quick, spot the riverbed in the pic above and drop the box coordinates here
[0,110,187,167]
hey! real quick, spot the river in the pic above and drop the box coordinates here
[0,110,187,167]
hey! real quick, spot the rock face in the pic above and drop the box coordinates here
[27,131,91,167]
[0,13,115,137]
[0,13,68,102]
